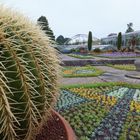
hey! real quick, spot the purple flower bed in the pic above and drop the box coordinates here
[98,52,140,58]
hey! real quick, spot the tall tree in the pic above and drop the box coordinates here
[37,16,55,41]
[56,35,65,45]
[117,32,122,51]
[126,23,134,33]
[56,35,70,45]
[88,31,92,51]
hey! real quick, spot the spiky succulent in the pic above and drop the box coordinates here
[0,6,60,140]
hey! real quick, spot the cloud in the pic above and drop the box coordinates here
[1,0,140,38]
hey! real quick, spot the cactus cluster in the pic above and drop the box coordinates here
[0,6,60,140]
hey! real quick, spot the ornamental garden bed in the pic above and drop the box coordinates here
[55,82,140,140]
[107,64,136,71]
[96,52,140,58]
[63,66,103,77]
[62,59,135,67]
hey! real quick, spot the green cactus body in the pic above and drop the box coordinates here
[0,6,60,140]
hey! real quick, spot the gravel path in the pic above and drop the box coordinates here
[60,77,105,85]
[97,66,140,84]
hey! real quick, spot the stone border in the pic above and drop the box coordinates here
[125,74,140,79]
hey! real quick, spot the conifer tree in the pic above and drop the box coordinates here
[88,31,92,51]
[117,32,122,51]
[37,16,55,41]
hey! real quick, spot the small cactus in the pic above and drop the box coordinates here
[0,6,60,140]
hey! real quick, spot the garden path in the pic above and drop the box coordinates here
[97,66,140,84]
[61,77,105,85]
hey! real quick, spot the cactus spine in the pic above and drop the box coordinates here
[0,6,60,140]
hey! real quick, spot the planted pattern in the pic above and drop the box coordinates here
[57,86,140,140]
[67,87,118,107]
[107,87,129,98]
[133,89,140,102]
[55,90,88,111]
[119,112,140,140]
[60,101,112,140]
[97,52,140,58]
[91,89,134,140]
[63,66,103,77]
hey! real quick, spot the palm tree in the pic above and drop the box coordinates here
[126,23,134,33]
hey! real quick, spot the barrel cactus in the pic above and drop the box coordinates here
[0,6,60,140]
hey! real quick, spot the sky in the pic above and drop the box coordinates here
[1,0,140,39]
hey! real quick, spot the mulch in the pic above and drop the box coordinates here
[36,112,67,140]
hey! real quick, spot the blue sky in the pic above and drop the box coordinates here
[1,0,140,38]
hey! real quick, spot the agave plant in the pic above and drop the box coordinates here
[0,6,60,140]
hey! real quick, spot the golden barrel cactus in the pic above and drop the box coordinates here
[0,6,60,140]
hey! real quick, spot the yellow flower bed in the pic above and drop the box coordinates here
[68,87,117,107]
[130,101,140,112]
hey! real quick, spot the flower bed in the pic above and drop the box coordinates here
[91,89,135,140]
[68,54,94,59]
[55,90,88,111]
[56,83,140,139]
[119,112,140,140]
[97,52,140,58]
[133,89,140,102]
[107,87,129,98]
[63,66,103,77]
[67,87,118,107]
[60,101,111,140]
[108,64,136,71]
[122,89,140,140]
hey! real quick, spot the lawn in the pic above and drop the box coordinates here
[56,82,140,140]
[63,66,103,77]
[68,54,94,59]
[107,64,136,71]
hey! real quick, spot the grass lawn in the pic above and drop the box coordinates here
[68,54,94,59]
[107,64,136,71]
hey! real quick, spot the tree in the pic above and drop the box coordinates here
[37,16,55,41]
[117,32,122,51]
[126,23,134,33]
[88,31,92,51]
[56,35,70,45]
[56,35,65,45]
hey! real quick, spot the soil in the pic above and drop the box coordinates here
[36,112,68,140]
